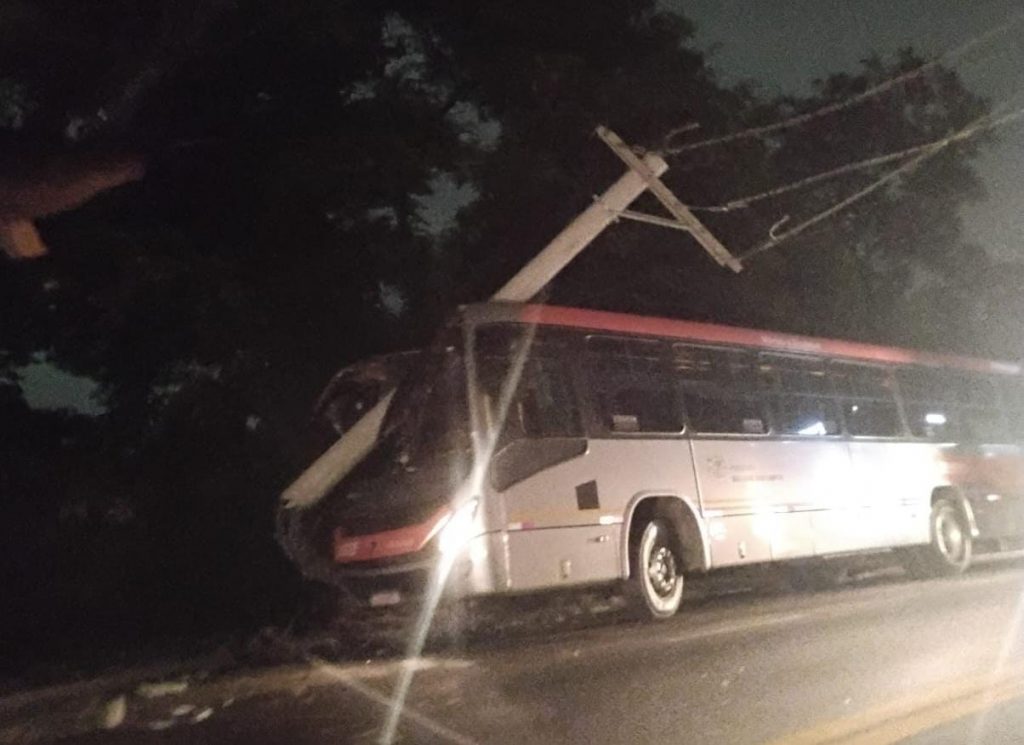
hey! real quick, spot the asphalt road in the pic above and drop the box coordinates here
[44,558,1024,745]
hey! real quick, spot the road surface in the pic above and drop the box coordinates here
[29,558,1024,744]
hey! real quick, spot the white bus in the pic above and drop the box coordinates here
[290,302,1024,619]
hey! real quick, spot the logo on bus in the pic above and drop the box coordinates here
[707,455,727,478]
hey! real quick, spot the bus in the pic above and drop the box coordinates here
[287,302,1024,619]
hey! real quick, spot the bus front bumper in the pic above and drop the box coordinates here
[329,531,506,605]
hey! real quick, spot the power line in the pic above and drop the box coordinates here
[689,104,1024,214]
[662,9,1024,154]
[738,104,1024,263]
[739,146,939,262]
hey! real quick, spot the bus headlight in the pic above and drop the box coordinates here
[438,499,479,556]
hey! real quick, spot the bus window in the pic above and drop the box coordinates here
[903,403,959,440]
[673,345,767,435]
[516,357,582,438]
[897,367,960,440]
[475,325,582,442]
[761,355,840,436]
[585,336,682,434]
[773,397,841,436]
[833,364,903,437]
[950,373,1006,442]
[950,373,999,408]
[960,406,1007,443]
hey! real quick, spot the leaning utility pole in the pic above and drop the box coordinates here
[593,127,743,273]
[492,151,669,301]
[281,127,739,509]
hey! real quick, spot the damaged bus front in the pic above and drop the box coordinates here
[278,319,506,607]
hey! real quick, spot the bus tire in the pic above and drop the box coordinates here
[904,499,973,578]
[629,518,684,620]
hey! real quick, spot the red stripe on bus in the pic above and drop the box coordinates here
[515,305,1020,376]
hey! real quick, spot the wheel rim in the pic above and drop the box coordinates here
[648,546,678,597]
[639,521,683,616]
[935,508,966,564]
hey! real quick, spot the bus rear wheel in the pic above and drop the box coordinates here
[629,518,684,619]
[902,499,973,578]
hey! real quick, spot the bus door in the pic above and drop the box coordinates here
[677,346,782,565]
[832,364,923,549]
[756,355,854,558]
[476,326,619,591]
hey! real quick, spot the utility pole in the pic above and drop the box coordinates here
[492,152,669,301]
[281,127,739,509]
[594,127,743,273]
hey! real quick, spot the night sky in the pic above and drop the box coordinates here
[677,0,1024,261]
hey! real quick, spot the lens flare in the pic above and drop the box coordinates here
[438,499,480,556]
[378,322,538,744]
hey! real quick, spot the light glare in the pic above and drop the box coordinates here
[798,420,827,436]
[438,499,479,555]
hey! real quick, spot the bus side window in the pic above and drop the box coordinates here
[762,355,840,436]
[897,367,959,440]
[833,364,903,437]
[515,356,583,438]
[960,407,1007,443]
[585,336,682,434]
[955,375,1007,443]
[673,345,767,435]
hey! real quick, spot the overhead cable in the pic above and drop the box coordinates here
[662,10,1024,154]
[690,105,1024,214]
[739,103,1024,262]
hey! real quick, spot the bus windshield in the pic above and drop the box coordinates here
[473,323,584,444]
[372,342,470,473]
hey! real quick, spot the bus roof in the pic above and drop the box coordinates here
[462,303,1021,377]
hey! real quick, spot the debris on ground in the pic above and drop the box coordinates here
[136,680,190,699]
[99,695,127,730]
[0,562,919,745]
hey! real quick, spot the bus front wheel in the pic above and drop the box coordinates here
[629,518,684,619]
